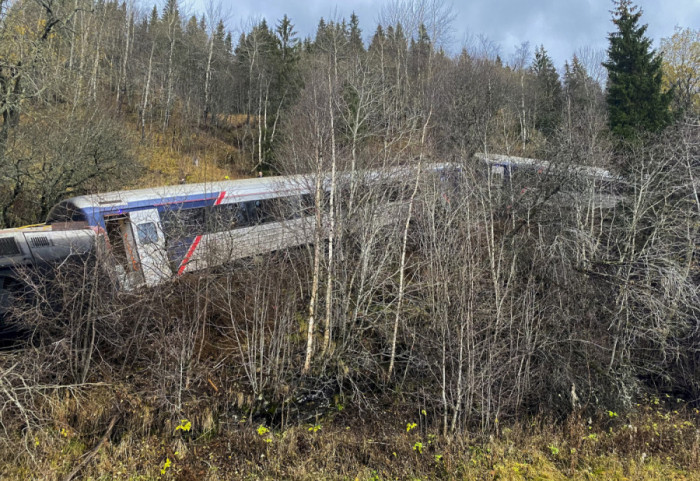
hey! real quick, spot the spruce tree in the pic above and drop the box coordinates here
[564,55,602,113]
[368,25,385,54]
[349,13,364,54]
[603,0,671,139]
[532,45,563,137]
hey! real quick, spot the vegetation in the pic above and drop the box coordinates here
[660,26,700,115]
[0,0,698,479]
[603,0,672,140]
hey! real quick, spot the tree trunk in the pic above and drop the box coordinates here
[388,109,432,379]
[141,43,155,141]
[203,36,214,124]
[322,67,337,356]
[303,148,324,375]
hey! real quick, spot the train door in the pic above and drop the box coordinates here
[104,215,145,289]
[128,209,172,287]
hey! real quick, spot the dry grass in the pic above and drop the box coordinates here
[0,388,697,481]
[134,130,243,187]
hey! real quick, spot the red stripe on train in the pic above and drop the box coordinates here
[178,235,202,275]
[176,191,225,276]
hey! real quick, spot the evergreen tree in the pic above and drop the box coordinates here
[368,25,385,54]
[162,0,181,26]
[149,5,158,31]
[314,18,328,49]
[531,45,563,137]
[409,23,432,82]
[276,15,298,61]
[603,0,671,139]
[225,32,233,55]
[348,13,364,54]
[275,15,302,105]
[564,55,602,112]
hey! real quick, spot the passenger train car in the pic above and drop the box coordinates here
[1,174,316,295]
[475,152,622,189]
[0,164,455,308]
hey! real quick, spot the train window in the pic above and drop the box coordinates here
[282,195,307,219]
[257,200,271,223]
[136,222,159,244]
[161,206,205,238]
[181,208,205,232]
[46,201,87,224]
[244,201,259,224]
[207,203,248,232]
[274,195,307,220]
[300,194,315,215]
[160,210,179,238]
[245,199,275,224]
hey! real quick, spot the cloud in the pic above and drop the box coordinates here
[202,0,699,67]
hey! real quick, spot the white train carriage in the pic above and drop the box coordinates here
[0,163,454,301]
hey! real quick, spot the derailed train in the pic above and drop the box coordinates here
[0,154,619,310]
[0,163,459,308]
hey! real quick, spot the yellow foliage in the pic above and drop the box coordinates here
[661,27,700,114]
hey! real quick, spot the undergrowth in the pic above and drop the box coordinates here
[0,388,697,480]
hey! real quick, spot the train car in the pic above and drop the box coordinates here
[0,174,320,301]
[0,163,454,308]
[475,152,621,186]
[0,221,97,309]
[60,174,319,289]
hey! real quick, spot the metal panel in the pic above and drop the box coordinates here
[0,237,20,256]
[129,209,172,287]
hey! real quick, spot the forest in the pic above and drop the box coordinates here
[0,0,699,479]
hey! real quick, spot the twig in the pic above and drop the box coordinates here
[63,414,118,481]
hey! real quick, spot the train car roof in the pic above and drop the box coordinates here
[475,152,619,181]
[65,173,313,211]
[61,162,455,213]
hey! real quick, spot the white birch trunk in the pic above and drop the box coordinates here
[303,149,324,374]
[141,43,155,140]
[322,67,337,355]
[203,36,214,124]
[116,11,133,112]
[89,5,107,103]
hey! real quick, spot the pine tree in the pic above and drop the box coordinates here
[603,0,671,139]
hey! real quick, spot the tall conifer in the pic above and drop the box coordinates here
[603,0,671,139]
[532,45,563,137]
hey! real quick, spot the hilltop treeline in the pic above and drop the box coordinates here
[0,0,699,477]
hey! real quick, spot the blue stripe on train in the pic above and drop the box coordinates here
[81,192,223,229]
[80,192,222,270]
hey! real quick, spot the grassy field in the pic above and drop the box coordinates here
[1,387,697,480]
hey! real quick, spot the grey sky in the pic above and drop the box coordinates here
[192,0,699,69]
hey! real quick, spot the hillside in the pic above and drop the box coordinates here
[0,0,699,479]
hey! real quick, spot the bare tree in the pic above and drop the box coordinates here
[379,0,456,49]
